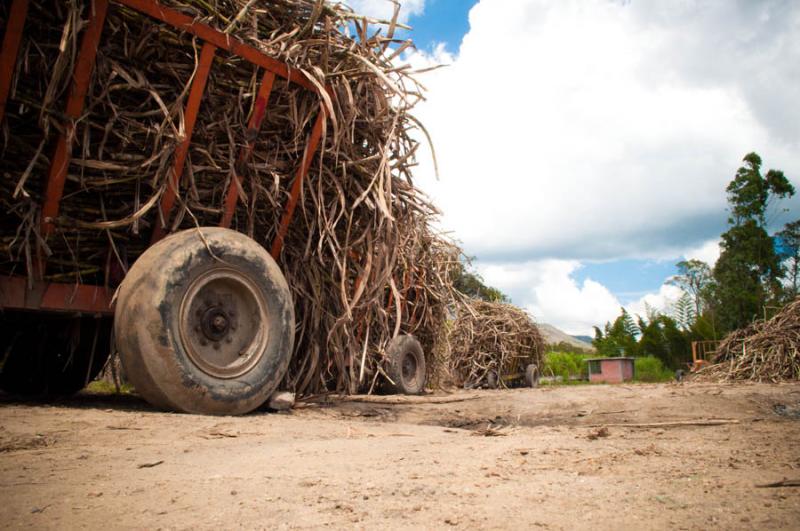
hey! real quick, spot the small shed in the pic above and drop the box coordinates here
[587,357,635,383]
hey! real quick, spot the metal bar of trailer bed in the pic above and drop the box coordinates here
[0,0,29,124]
[40,0,109,238]
[219,70,276,229]
[270,109,326,259]
[0,276,114,314]
[114,0,316,92]
[150,41,217,244]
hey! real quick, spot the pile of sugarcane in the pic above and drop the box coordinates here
[0,0,459,395]
[448,299,545,388]
[694,298,800,382]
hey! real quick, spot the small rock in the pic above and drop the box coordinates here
[587,427,610,440]
[269,391,296,411]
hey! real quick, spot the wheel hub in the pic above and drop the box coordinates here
[179,268,269,379]
[201,307,231,341]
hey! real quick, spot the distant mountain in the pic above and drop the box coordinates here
[572,335,594,344]
[538,323,596,352]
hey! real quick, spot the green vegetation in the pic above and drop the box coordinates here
[593,152,797,370]
[593,309,689,370]
[541,351,672,384]
[85,380,134,395]
[710,153,795,331]
[634,356,673,383]
[542,351,591,381]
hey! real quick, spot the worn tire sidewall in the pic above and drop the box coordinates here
[386,335,426,395]
[116,228,294,415]
[525,364,539,388]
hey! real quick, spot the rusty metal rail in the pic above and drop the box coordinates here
[0,0,328,314]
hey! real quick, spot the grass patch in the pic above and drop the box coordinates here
[84,380,135,395]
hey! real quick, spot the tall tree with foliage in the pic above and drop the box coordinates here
[711,153,795,331]
[777,219,800,298]
[667,259,711,317]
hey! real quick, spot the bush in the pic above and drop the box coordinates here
[634,356,673,382]
[543,351,591,380]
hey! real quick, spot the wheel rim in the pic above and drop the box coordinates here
[401,351,419,388]
[179,268,270,379]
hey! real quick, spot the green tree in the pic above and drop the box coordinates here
[777,219,800,298]
[667,259,711,317]
[637,314,689,370]
[593,308,639,357]
[671,291,696,331]
[710,153,794,331]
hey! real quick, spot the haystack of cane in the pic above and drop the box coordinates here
[448,299,545,388]
[695,298,800,382]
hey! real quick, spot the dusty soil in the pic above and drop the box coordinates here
[1,382,799,530]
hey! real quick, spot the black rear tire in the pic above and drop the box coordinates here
[384,335,426,395]
[0,312,112,396]
[525,364,539,388]
[115,227,295,415]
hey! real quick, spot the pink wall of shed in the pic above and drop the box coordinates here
[589,359,634,384]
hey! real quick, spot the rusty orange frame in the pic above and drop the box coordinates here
[0,0,329,314]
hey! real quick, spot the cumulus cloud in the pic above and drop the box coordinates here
[400,0,799,333]
[625,283,685,321]
[410,0,800,262]
[344,0,425,24]
[477,260,622,335]
[682,238,722,267]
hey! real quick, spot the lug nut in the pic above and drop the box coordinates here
[225,337,233,344]
[200,339,208,346]
[213,342,220,350]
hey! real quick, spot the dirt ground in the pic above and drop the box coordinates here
[1,382,799,530]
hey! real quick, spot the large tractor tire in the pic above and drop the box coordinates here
[0,312,112,396]
[114,228,294,415]
[384,335,426,395]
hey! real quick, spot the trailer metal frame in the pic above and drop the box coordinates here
[0,0,329,315]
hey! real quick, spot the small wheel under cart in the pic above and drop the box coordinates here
[384,335,426,395]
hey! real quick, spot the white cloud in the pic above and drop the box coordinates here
[477,260,621,335]
[343,0,425,24]
[402,0,800,332]
[682,238,721,267]
[410,0,800,262]
[625,283,684,322]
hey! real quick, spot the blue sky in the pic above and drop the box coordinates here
[365,0,800,334]
[573,260,677,304]
[406,1,477,54]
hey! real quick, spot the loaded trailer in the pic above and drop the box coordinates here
[0,0,429,414]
